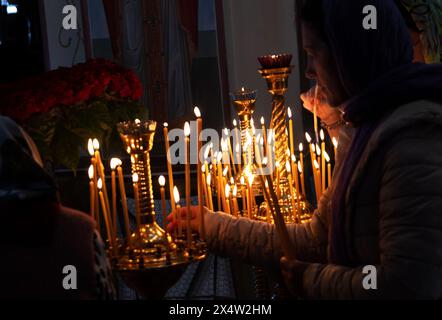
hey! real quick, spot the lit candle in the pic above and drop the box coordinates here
[206,173,214,211]
[184,122,192,248]
[159,175,170,256]
[286,161,297,220]
[288,107,295,157]
[291,154,301,208]
[88,165,95,219]
[221,166,229,212]
[173,186,181,238]
[88,140,99,226]
[310,143,316,183]
[299,143,306,197]
[332,137,338,160]
[224,128,236,177]
[115,159,130,244]
[324,151,332,188]
[110,158,119,236]
[298,161,305,202]
[93,139,111,221]
[232,185,239,217]
[240,176,247,215]
[313,159,321,204]
[163,123,176,212]
[132,173,141,229]
[217,152,225,212]
[98,178,116,256]
[260,117,268,156]
[318,131,325,194]
[194,107,205,239]
[224,184,232,215]
[247,171,254,219]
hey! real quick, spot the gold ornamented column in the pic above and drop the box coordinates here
[258,54,294,219]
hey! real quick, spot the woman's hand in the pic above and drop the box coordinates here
[166,206,202,235]
[301,85,341,126]
[280,256,310,298]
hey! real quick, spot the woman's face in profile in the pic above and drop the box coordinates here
[301,23,349,107]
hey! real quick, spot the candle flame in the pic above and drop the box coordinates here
[158,175,166,187]
[173,186,180,203]
[223,166,229,177]
[184,122,191,137]
[233,185,238,197]
[87,139,94,156]
[88,165,94,180]
[206,173,211,185]
[287,107,292,119]
[247,172,254,185]
[324,151,330,163]
[223,128,229,136]
[260,117,265,125]
[305,132,312,143]
[240,176,245,185]
[93,138,100,150]
[217,152,222,162]
[286,161,291,173]
[298,161,303,173]
[132,173,139,183]
[230,177,235,185]
[110,158,122,170]
[194,106,201,118]
[291,154,297,162]
[221,138,227,152]
[235,143,240,153]
[164,122,169,128]
[299,143,304,152]
[310,143,316,152]
[314,159,320,170]
[202,164,206,173]
[225,184,231,198]
[233,119,237,127]
[320,129,325,141]
[316,144,321,156]
[241,87,245,92]
[332,137,338,149]
[286,149,291,157]
[135,119,141,125]
[262,157,268,165]
[97,178,103,190]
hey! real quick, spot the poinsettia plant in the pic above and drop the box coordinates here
[0,59,146,170]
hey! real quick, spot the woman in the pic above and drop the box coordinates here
[169,0,442,299]
[0,116,115,299]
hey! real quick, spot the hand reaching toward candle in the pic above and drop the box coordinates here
[167,206,204,239]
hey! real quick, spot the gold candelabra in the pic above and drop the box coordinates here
[108,120,206,298]
[258,54,302,223]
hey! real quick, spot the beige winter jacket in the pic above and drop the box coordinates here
[203,99,442,299]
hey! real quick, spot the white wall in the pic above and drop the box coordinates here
[222,0,304,141]
[41,0,86,69]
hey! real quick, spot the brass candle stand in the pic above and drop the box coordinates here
[109,120,206,298]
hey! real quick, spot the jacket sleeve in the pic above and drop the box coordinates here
[204,185,331,271]
[301,129,442,299]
